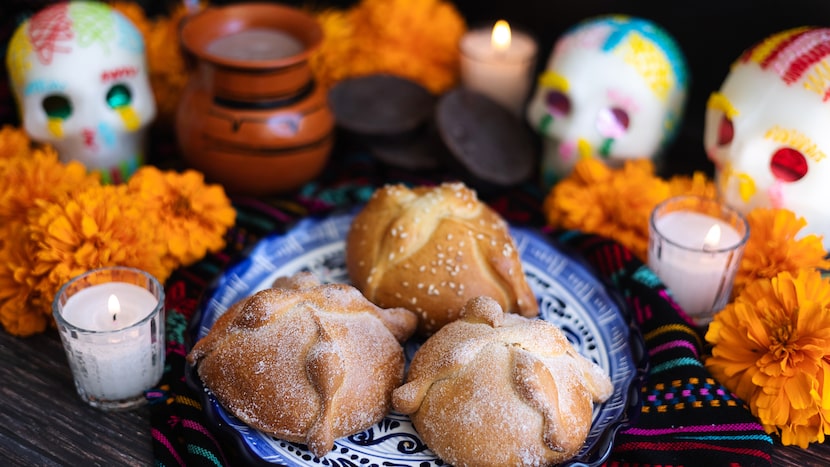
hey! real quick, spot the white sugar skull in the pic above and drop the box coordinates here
[704,27,830,250]
[6,1,155,183]
[526,15,688,188]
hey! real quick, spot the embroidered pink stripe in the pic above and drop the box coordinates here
[613,440,772,461]
[152,427,186,467]
[182,419,228,465]
[183,419,220,445]
[625,423,763,436]
[649,339,699,358]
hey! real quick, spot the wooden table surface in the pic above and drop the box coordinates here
[2,321,830,466]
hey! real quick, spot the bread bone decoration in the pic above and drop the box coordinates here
[346,182,538,335]
[187,272,418,457]
[393,296,613,467]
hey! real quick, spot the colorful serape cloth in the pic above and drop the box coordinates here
[559,232,774,466]
[148,151,774,467]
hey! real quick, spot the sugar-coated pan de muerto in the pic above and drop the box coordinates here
[392,296,613,467]
[346,182,539,335]
[186,272,418,457]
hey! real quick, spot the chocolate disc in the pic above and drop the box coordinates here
[327,74,436,137]
[435,88,537,187]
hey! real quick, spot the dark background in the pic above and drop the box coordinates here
[4,0,830,177]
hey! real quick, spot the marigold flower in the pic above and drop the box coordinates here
[311,0,466,94]
[543,158,670,260]
[127,167,235,267]
[28,184,169,316]
[733,208,830,296]
[0,125,33,160]
[667,170,717,198]
[705,269,830,448]
[310,9,360,90]
[0,222,52,337]
[0,123,235,336]
[0,144,98,225]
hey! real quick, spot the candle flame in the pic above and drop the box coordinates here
[704,224,721,249]
[108,294,121,321]
[491,20,512,51]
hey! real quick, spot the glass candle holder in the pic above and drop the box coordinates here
[648,195,749,326]
[53,266,165,411]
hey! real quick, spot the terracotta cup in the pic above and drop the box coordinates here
[176,3,334,195]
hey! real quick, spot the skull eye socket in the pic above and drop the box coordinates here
[42,94,72,120]
[717,115,734,146]
[106,84,132,109]
[597,107,630,139]
[545,90,571,117]
[770,147,808,182]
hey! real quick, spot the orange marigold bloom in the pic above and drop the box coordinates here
[127,167,235,267]
[0,125,32,160]
[543,158,670,260]
[705,269,830,448]
[733,208,830,297]
[310,9,360,90]
[312,0,466,94]
[28,184,169,311]
[0,222,52,337]
[667,171,717,199]
[0,144,98,225]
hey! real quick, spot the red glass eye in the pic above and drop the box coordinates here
[717,115,734,146]
[597,107,629,139]
[546,91,571,117]
[770,147,808,182]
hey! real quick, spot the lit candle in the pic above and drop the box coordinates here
[648,196,749,325]
[459,20,538,115]
[53,267,165,410]
[61,282,158,331]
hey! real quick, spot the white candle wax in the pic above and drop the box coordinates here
[650,211,743,321]
[655,211,742,250]
[460,22,538,115]
[206,28,305,61]
[61,282,157,331]
[57,281,163,403]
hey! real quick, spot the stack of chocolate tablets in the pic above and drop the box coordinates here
[327,74,538,188]
[327,74,443,170]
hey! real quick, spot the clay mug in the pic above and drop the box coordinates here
[176,2,334,195]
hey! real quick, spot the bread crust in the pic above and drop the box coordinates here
[346,182,538,335]
[187,272,418,457]
[392,296,613,467]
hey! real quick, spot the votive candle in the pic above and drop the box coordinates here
[53,266,165,411]
[459,20,538,115]
[648,195,749,326]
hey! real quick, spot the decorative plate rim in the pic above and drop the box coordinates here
[186,213,647,467]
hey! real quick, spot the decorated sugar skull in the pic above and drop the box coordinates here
[526,15,688,187]
[6,1,155,183]
[704,27,830,251]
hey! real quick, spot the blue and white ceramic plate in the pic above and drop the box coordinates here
[188,213,646,467]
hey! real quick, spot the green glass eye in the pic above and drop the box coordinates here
[42,94,72,119]
[106,84,132,109]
